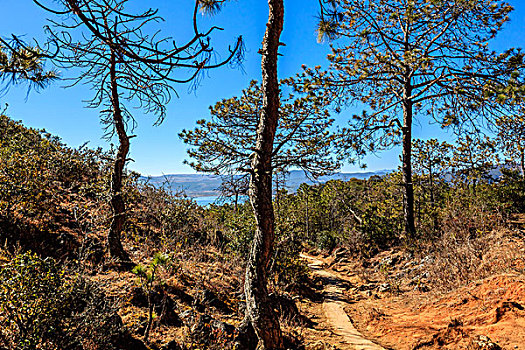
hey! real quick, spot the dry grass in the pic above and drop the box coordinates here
[425,228,525,292]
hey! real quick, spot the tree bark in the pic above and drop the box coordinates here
[520,150,525,179]
[305,193,310,240]
[108,50,131,262]
[402,83,416,239]
[429,167,439,232]
[243,0,284,348]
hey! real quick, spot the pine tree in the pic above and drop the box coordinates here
[301,0,518,238]
[28,0,242,262]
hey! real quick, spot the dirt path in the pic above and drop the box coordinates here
[301,254,386,350]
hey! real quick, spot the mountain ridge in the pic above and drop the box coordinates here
[141,169,393,197]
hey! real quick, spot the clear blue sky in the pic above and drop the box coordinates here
[1,0,524,176]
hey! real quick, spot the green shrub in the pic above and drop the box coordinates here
[132,252,170,343]
[0,115,111,258]
[495,168,525,214]
[0,252,123,349]
[0,252,65,349]
[270,231,309,289]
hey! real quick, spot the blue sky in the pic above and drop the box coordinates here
[1,0,524,176]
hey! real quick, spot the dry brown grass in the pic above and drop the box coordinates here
[425,228,525,292]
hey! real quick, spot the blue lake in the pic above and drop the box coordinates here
[194,196,219,206]
[193,195,249,207]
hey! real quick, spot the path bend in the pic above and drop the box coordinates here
[300,253,386,350]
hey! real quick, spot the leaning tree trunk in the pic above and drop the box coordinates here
[243,0,284,348]
[107,50,131,262]
[402,82,416,239]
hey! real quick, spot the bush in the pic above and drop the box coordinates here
[495,168,525,214]
[0,251,124,349]
[270,233,309,289]
[0,252,65,349]
[126,176,206,246]
[0,115,111,258]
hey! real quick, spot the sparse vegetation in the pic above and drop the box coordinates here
[1,0,525,349]
[0,251,124,350]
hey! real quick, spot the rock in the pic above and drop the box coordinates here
[494,301,524,323]
[468,335,502,350]
[194,288,232,314]
[190,314,235,343]
[161,340,184,350]
[378,283,391,293]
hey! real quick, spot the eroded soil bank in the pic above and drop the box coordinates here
[297,230,525,350]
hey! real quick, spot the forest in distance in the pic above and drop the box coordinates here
[1,0,525,349]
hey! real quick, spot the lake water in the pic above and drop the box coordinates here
[193,195,249,207]
[194,196,219,206]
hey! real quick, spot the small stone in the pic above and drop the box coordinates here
[378,283,391,293]
[468,335,502,350]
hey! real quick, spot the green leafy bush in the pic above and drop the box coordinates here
[494,168,525,214]
[0,251,123,349]
[0,252,65,349]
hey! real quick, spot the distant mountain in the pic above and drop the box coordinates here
[142,169,393,198]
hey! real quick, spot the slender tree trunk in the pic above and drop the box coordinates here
[108,50,131,262]
[429,168,435,207]
[305,192,310,240]
[520,150,525,179]
[402,84,416,239]
[274,173,280,222]
[144,291,153,343]
[429,167,439,232]
[243,0,284,348]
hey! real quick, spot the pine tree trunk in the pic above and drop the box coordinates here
[305,193,310,240]
[429,167,439,232]
[108,50,131,262]
[243,0,284,348]
[402,85,416,239]
[520,150,525,179]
